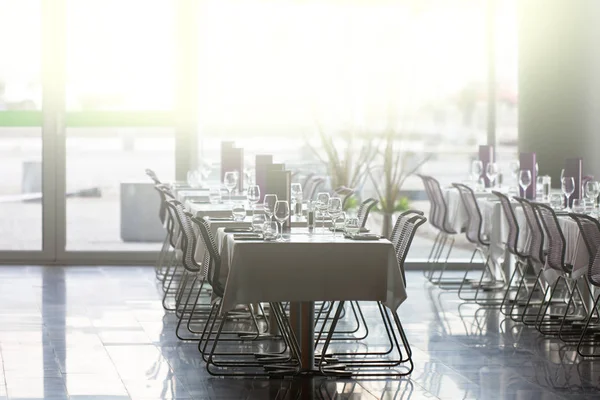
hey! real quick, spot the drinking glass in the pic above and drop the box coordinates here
[200,160,212,183]
[232,203,246,221]
[561,177,575,211]
[327,197,343,239]
[224,171,238,203]
[344,217,360,237]
[208,186,222,205]
[291,183,303,216]
[550,193,563,210]
[471,160,483,184]
[518,169,532,196]
[263,221,278,241]
[486,163,499,188]
[247,185,260,216]
[536,176,544,200]
[572,199,586,213]
[315,192,330,233]
[263,194,278,222]
[252,213,266,233]
[274,200,290,241]
[585,180,599,214]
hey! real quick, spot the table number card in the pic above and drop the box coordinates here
[479,145,495,188]
[565,158,583,207]
[266,169,292,231]
[519,152,536,199]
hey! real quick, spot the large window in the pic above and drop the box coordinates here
[66,0,175,111]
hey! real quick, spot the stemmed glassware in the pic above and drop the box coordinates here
[327,197,343,239]
[263,194,278,223]
[518,169,532,196]
[224,171,238,204]
[315,192,330,234]
[291,183,303,216]
[486,163,499,189]
[471,160,483,186]
[274,200,290,241]
[199,160,212,186]
[585,180,599,215]
[561,176,575,211]
[247,185,260,216]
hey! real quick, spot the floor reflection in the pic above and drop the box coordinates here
[0,267,599,399]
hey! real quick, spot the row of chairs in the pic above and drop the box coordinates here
[419,173,600,357]
[146,169,428,376]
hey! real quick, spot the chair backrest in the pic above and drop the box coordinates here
[390,209,425,246]
[146,168,161,185]
[161,189,181,249]
[453,183,487,246]
[308,178,326,200]
[166,200,201,273]
[492,190,523,257]
[532,202,568,274]
[154,183,173,226]
[357,198,378,228]
[569,213,600,286]
[424,175,457,234]
[418,175,440,231]
[334,186,355,210]
[513,197,545,267]
[392,214,427,285]
[190,216,225,297]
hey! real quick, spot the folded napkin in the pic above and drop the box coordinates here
[224,227,253,233]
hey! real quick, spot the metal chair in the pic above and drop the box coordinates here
[356,198,378,229]
[315,214,427,377]
[567,213,600,356]
[453,183,506,305]
[418,175,462,286]
[333,186,355,210]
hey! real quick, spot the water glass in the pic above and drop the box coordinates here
[471,160,483,183]
[572,199,586,213]
[344,217,360,237]
[247,185,260,214]
[232,203,246,221]
[252,213,266,233]
[550,193,563,210]
[561,177,575,210]
[263,194,278,222]
[263,221,279,241]
[328,197,343,238]
[208,186,222,205]
[315,192,330,233]
[274,200,290,241]
[585,180,599,213]
[224,171,238,203]
[291,183,303,215]
[486,163,499,188]
[518,169,532,196]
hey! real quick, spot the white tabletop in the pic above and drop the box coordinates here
[216,228,407,315]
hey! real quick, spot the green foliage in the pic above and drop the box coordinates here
[375,197,410,213]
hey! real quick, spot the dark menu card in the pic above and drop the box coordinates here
[478,145,494,188]
[255,155,273,202]
[565,158,583,207]
[519,152,536,199]
[266,169,292,231]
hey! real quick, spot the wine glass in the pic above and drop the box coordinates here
[486,163,499,189]
[585,180,599,215]
[315,192,330,234]
[247,185,260,216]
[471,160,483,184]
[327,197,343,239]
[263,194,278,223]
[518,169,532,197]
[224,171,238,204]
[200,160,212,185]
[274,200,290,241]
[291,183,303,216]
[208,186,222,205]
[561,176,575,211]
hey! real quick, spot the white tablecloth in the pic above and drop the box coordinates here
[444,188,493,233]
[216,229,407,315]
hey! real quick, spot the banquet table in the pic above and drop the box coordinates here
[214,228,407,372]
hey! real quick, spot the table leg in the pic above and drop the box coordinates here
[300,301,315,372]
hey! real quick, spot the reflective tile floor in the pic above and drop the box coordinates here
[1,266,600,399]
